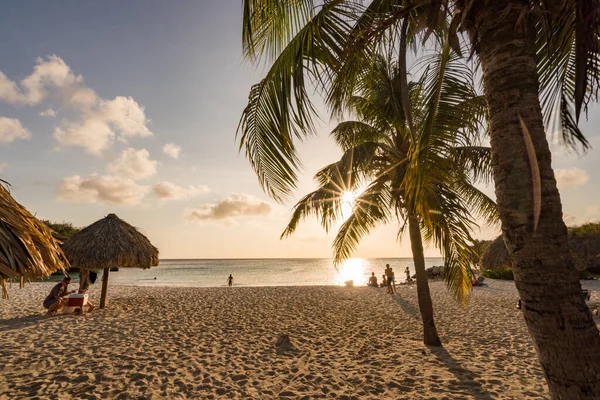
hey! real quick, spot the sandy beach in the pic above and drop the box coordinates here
[1,280,599,399]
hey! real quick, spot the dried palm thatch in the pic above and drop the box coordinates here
[63,213,158,271]
[0,182,69,298]
[63,213,158,307]
[480,236,510,271]
[481,235,588,271]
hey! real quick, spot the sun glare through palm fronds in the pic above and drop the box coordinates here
[341,190,357,220]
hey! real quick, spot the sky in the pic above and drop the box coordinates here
[0,2,598,259]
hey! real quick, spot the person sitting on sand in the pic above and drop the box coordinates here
[43,276,76,315]
[78,270,96,312]
[368,272,378,287]
[472,276,488,287]
[380,274,387,288]
[227,274,233,287]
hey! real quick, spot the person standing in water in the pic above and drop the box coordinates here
[227,274,233,287]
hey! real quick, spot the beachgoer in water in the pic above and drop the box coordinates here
[227,274,233,287]
[78,270,96,312]
[43,276,75,315]
[404,266,412,282]
[368,272,378,287]
[384,264,393,294]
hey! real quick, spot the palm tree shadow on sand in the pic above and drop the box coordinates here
[429,346,496,400]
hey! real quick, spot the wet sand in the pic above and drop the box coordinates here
[1,280,598,399]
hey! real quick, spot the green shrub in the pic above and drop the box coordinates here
[482,268,514,280]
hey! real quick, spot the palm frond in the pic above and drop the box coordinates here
[238,2,352,201]
[332,178,392,266]
[536,0,600,151]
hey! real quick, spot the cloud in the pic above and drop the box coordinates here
[98,96,151,138]
[0,71,24,104]
[0,117,31,143]
[0,162,7,174]
[54,117,114,154]
[39,108,56,117]
[185,193,272,221]
[0,55,96,109]
[53,96,152,154]
[57,174,148,205]
[0,55,152,154]
[106,148,157,179]
[162,143,181,159]
[152,181,209,200]
[555,167,589,189]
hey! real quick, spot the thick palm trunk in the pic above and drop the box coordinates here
[408,213,442,346]
[468,1,600,397]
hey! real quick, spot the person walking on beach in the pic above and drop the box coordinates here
[227,274,233,287]
[43,276,76,315]
[404,266,412,283]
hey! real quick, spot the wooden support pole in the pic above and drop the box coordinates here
[100,267,110,308]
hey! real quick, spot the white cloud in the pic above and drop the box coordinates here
[106,148,157,179]
[0,55,97,108]
[162,143,181,159]
[555,167,589,189]
[39,108,56,117]
[185,193,272,221]
[152,181,209,200]
[0,56,152,154]
[0,117,31,143]
[54,117,114,155]
[0,71,24,104]
[57,174,148,205]
[53,96,152,154]
[98,96,151,138]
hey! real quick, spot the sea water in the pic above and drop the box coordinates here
[101,258,444,287]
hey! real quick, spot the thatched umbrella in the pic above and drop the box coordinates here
[63,213,158,308]
[0,182,69,298]
[480,236,510,271]
[481,235,588,271]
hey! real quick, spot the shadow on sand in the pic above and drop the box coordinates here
[391,293,419,319]
[429,346,497,400]
[0,314,67,332]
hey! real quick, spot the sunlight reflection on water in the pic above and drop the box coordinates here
[333,258,369,286]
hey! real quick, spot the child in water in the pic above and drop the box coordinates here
[227,274,233,287]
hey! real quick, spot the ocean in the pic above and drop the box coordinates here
[97,258,445,287]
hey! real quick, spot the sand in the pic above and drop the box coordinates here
[1,280,599,399]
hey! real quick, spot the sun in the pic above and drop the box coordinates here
[341,190,357,220]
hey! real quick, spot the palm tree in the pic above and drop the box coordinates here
[280,54,496,346]
[238,1,600,397]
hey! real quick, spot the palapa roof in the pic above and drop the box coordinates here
[63,213,159,270]
[0,182,69,297]
[480,236,510,271]
[480,235,588,271]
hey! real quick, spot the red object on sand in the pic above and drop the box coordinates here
[66,294,87,307]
